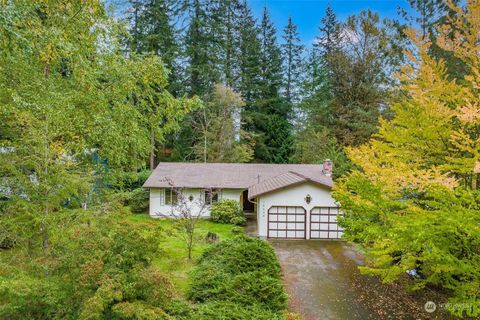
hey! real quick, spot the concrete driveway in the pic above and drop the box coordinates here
[270,240,450,320]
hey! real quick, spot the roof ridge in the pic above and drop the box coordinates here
[287,171,309,180]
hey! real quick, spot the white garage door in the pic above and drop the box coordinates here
[310,207,343,239]
[268,206,306,239]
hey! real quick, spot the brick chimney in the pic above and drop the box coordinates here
[322,159,333,177]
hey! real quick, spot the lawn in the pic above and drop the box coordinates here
[129,214,240,294]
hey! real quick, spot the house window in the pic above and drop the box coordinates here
[204,189,219,205]
[165,188,177,205]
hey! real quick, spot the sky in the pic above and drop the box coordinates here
[247,0,415,46]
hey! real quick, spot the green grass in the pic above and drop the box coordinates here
[129,214,240,294]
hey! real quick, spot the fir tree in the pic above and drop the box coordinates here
[127,0,181,94]
[258,7,283,113]
[281,17,304,104]
[237,0,261,105]
[314,3,342,66]
[247,7,292,163]
[185,0,219,96]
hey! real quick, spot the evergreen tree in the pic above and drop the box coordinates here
[185,0,219,96]
[137,0,181,94]
[237,0,262,105]
[258,7,283,113]
[281,17,304,104]
[211,0,242,88]
[247,7,292,163]
[314,3,343,69]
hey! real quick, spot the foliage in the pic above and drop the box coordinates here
[0,0,197,272]
[291,128,354,178]
[328,10,402,147]
[334,2,480,317]
[190,301,284,320]
[193,84,253,163]
[188,236,287,313]
[210,199,246,225]
[281,17,304,104]
[129,188,150,213]
[0,213,176,319]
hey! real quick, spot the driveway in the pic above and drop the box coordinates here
[270,240,450,320]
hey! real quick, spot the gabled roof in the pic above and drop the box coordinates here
[143,162,332,191]
[248,171,333,199]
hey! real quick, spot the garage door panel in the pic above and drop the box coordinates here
[268,206,306,239]
[310,207,343,239]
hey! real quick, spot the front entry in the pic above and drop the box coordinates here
[267,206,306,239]
[242,189,255,212]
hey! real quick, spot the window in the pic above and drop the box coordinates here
[204,189,219,205]
[165,188,177,205]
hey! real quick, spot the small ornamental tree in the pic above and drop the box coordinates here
[157,180,216,259]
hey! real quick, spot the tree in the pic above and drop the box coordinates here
[126,0,182,94]
[157,181,211,260]
[334,2,480,316]
[0,0,195,269]
[314,3,343,70]
[281,17,304,104]
[194,84,253,163]
[243,7,292,163]
[185,0,219,96]
[329,10,402,147]
[131,55,201,169]
[237,0,262,105]
[398,0,467,79]
[257,7,283,113]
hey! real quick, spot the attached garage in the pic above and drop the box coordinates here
[267,206,306,239]
[250,170,342,240]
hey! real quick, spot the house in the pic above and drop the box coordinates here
[142,161,343,240]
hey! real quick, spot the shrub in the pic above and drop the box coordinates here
[190,301,283,320]
[198,236,281,277]
[210,199,245,225]
[129,188,149,213]
[188,236,287,313]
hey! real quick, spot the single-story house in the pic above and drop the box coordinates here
[142,160,343,240]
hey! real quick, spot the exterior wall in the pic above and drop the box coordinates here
[149,188,242,217]
[256,182,338,239]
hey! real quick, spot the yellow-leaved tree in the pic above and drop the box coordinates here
[334,1,480,317]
